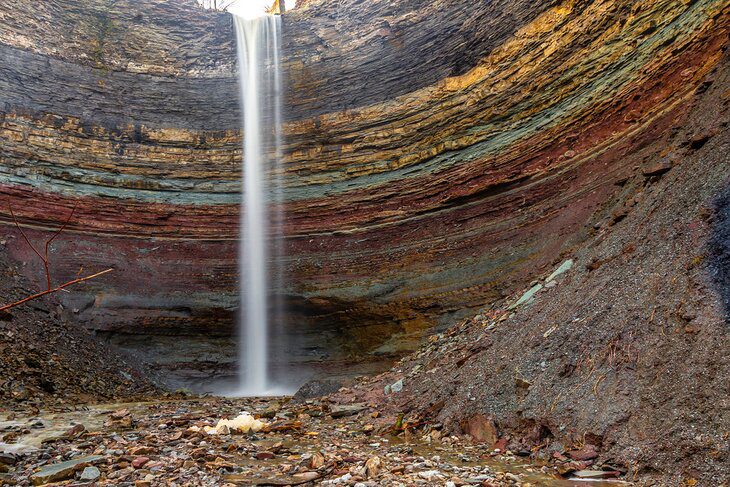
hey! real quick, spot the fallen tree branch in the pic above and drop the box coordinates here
[1,204,113,313]
[0,268,114,312]
[9,204,77,291]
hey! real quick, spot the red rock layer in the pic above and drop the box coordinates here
[0,0,728,376]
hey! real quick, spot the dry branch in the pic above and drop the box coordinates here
[0,269,114,312]
[9,204,77,291]
[1,204,113,313]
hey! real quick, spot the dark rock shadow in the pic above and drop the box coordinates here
[709,183,730,321]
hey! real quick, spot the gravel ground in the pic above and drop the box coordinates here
[0,395,630,486]
[0,246,156,409]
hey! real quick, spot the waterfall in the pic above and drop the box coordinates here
[232,13,283,396]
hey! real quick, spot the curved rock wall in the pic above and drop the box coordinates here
[0,0,728,383]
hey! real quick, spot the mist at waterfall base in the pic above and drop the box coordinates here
[216,12,301,397]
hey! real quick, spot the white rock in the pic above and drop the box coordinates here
[418,470,444,480]
[205,412,267,435]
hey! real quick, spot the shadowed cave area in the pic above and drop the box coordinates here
[0,0,729,485]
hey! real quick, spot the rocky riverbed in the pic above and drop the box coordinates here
[0,395,630,486]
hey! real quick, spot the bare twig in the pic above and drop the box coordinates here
[1,204,112,313]
[197,0,239,11]
[8,204,78,291]
[43,205,77,289]
[9,206,46,284]
[0,269,114,312]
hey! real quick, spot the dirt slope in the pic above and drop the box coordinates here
[0,249,157,410]
[336,55,730,485]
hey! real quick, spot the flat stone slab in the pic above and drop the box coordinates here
[546,259,574,282]
[330,403,368,418]
[508,283,543,309]
[31,455,104,485]
[573,469,621,479]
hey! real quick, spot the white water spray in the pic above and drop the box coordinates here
[232,13,283,396]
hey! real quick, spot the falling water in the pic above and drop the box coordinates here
[232,13,282,396]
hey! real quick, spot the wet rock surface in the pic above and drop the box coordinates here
[293,378,347,402]
[0,397,627,486]
[709,184,730,320]
[29,455,104,485]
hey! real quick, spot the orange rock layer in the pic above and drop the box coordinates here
[0,0,728,377]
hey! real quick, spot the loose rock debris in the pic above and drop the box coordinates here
[0,396,629,486]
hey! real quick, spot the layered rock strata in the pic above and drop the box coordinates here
[342,56,730,483]
[0,0,728,381]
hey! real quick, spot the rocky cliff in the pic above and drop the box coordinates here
[0,0,728,388]
[338,55,730,484]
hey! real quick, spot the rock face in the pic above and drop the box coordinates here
[0,250,156,406]
[337,59,730,483]
[0,0,728,382]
